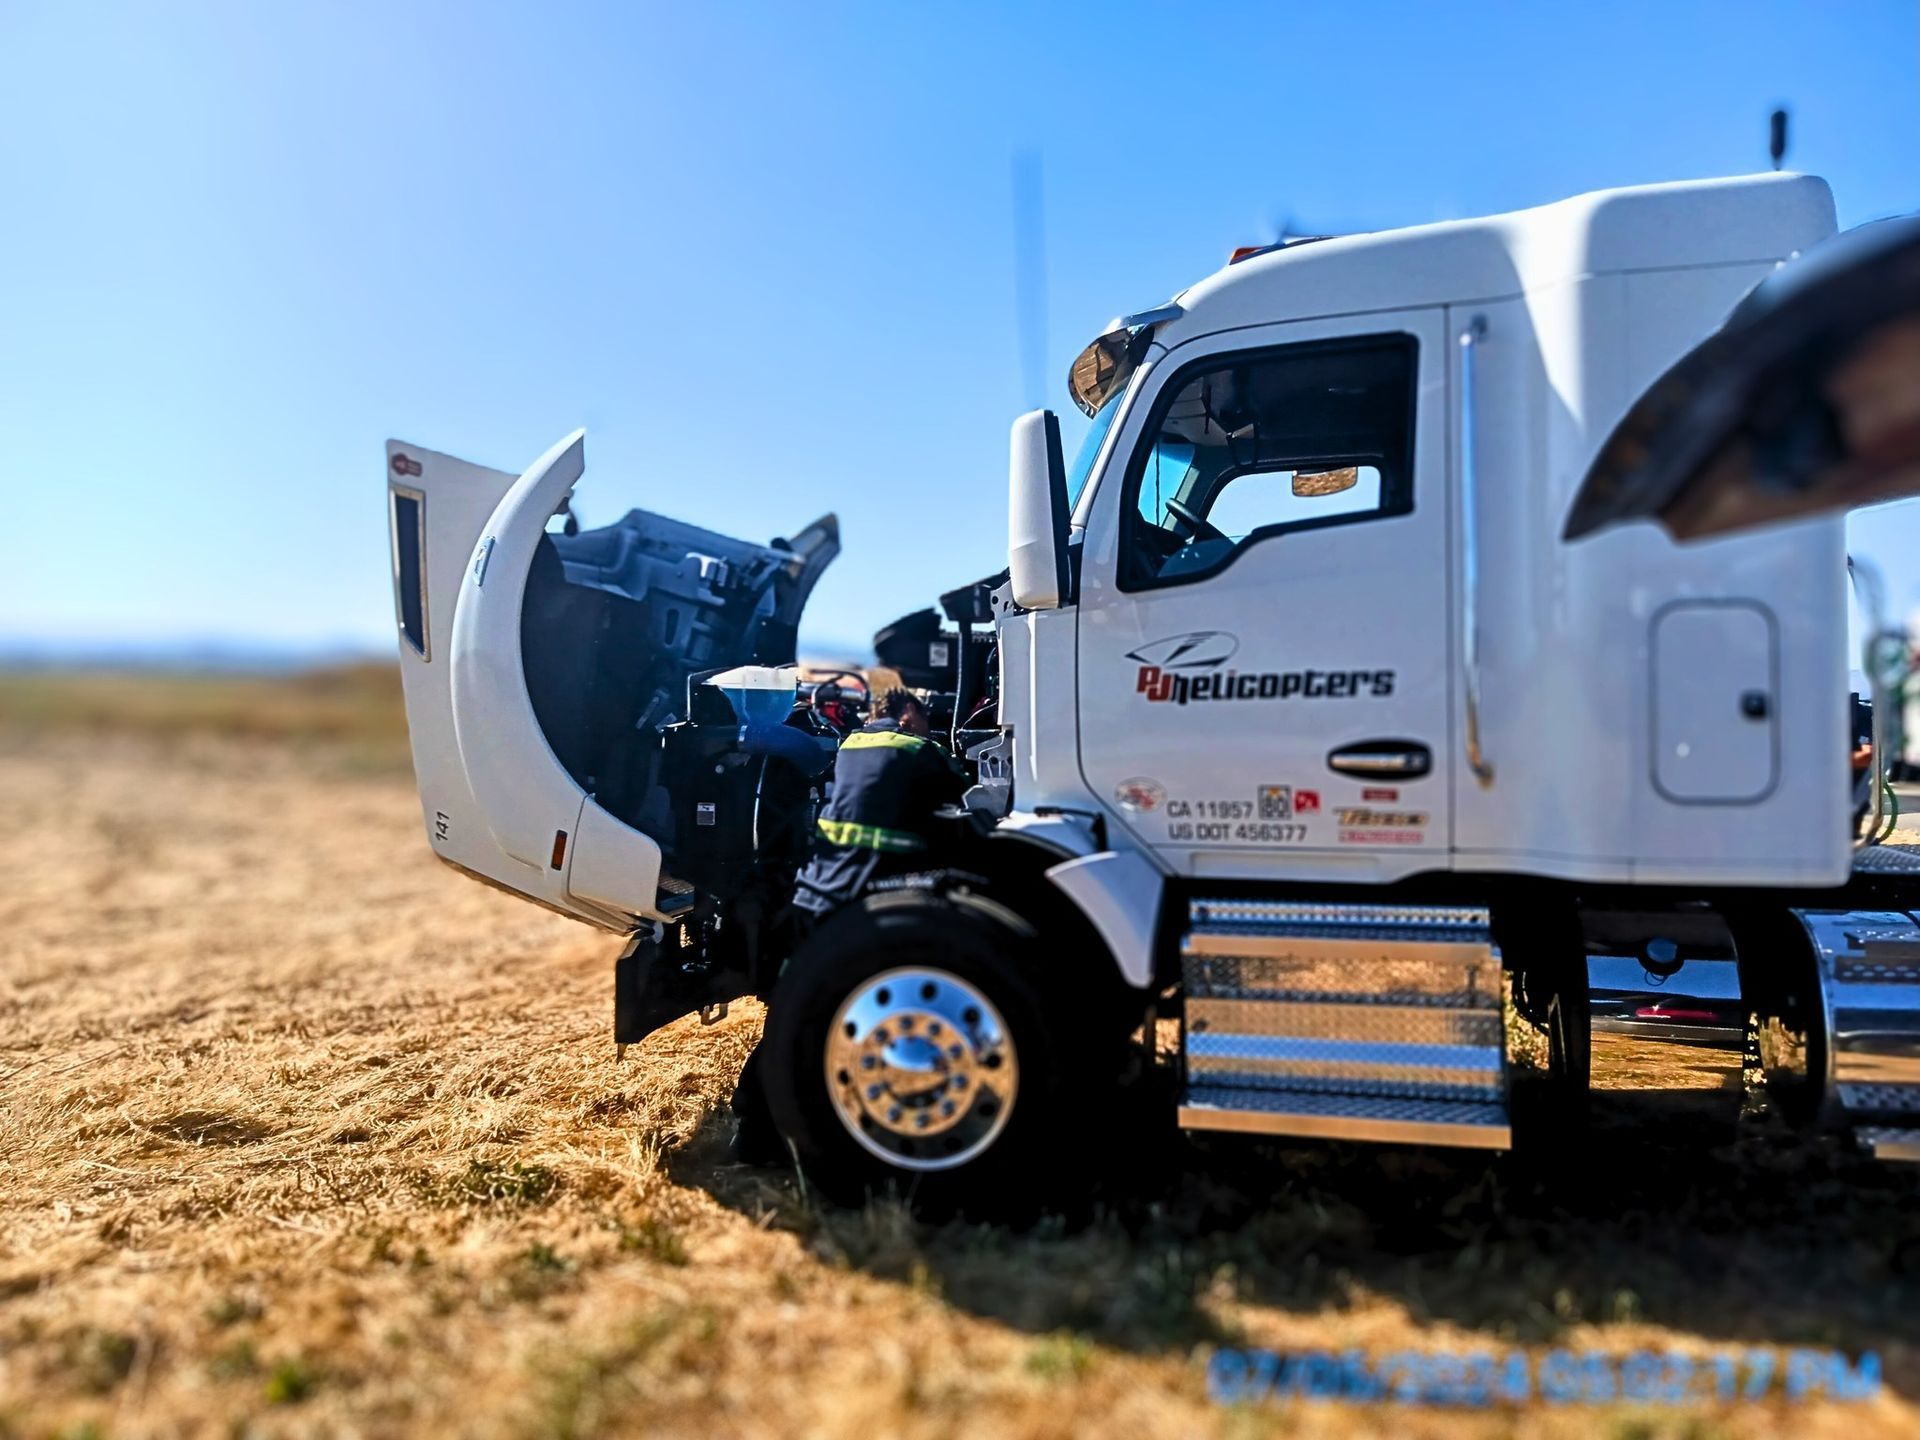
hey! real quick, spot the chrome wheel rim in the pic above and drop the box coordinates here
[823,966,1019,1172]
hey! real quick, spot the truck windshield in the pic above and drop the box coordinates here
[1066,390,1124,511]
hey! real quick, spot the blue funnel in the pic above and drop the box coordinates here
[705,664,800,730]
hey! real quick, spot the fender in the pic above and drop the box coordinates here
[1043,849,1164,989]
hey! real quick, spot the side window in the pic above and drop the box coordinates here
[389,487,428,657]
[1122,333,1416,588]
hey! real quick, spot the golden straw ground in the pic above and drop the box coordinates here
[1,672,1916,1439]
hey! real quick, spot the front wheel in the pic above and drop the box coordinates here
[761,887,1124,1218]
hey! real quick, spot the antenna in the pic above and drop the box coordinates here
[1011,149,1049,412]
[1266,203,1352,247]
[1769,107,1789,171]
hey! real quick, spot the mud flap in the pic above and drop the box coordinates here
[1496,897,1592,1150]
[613,925,755,1046]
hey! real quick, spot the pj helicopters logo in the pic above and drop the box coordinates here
[1127,631,1395,706]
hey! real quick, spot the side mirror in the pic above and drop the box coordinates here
[1008,409,1070,610]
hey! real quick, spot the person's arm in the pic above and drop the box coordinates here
[919,742,970,808]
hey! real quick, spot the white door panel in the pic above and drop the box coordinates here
[1077,310,1451,878]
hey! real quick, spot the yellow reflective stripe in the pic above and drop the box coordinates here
[817,817,926,853]
[839,729,930,753]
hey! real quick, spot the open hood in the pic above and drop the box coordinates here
[1564,213,1920,542]
[531,503,840,741]
[386,430,837,931]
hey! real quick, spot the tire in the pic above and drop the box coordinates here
[760,886,1125,1219]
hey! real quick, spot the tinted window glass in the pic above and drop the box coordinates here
[1066,387,1124,511]
[391,490,427,656]
[1122,334,1415,588]
[1203,464,1383,539]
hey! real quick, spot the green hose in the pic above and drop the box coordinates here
[1878,773,1902,845]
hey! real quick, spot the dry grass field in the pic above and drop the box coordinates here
[2,667,1918,1439]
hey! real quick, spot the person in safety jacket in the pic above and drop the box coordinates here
[792,687,968,918]
[731,687,966,1166]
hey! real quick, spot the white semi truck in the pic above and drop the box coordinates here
[386,173,1920,1210]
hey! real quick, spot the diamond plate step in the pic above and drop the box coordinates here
[1851,843,1920,874]
[1858,1127,1920,1162]
[655,874,696,915]
[1179,1085,1512,1150]
[1179,901,1509,1150]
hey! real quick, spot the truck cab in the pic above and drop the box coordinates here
[389,173,1920,1211]
[1034,172,1849,891]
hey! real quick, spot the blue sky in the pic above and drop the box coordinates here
[1,2,1916,657]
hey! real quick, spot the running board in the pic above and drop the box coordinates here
[1178,900,1509,1150]
[1859,1127,1920,1163]
[1179,1087,1510,1150]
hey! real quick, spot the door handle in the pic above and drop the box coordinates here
[1459,315,1495,788]
[1328,740,1433,780]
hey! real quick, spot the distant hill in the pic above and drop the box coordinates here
[0,637,389,674]
[0,633,872,674]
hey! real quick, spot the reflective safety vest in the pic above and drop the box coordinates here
[815,816,926,853]
[793,719,967,913]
